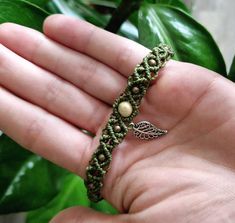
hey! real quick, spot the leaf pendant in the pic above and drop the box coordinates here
[132,121,167,140]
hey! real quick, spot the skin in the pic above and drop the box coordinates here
[0,14,235,223]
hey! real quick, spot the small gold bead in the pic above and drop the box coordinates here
[98,154,105,162]
[114,125,121,133]
[137,66,145,72]
[148,59,157,66]
[132,86,140,94]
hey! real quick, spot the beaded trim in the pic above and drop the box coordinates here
[85,44,174,202]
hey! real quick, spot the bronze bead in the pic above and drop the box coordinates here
[98,154,105,162]
[137,66,145,72]
[148,59,157,66]
[132,86,140,94]
[114,124,121,132]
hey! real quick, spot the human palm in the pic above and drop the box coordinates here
[0,15,235,223]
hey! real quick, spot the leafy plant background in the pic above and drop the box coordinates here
[0,0,234,222]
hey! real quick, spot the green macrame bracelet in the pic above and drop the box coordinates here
[85,44,174,202]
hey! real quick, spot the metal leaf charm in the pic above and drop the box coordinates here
[132,121,167,140]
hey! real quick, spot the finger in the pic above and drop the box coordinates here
[0,23,126,104]
[50,206,131,223]
[0,87,93,177]
[0,44,108,133]
[43,14,149,76]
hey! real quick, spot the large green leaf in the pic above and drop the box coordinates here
[138,4,226,75]
[0,135,66,214]
[26,174,117,222]
[228,56,235,82]
[0,0,49,31]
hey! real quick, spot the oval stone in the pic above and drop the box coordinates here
[118,101,133,117]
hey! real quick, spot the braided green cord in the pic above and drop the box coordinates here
[85,44,174,202]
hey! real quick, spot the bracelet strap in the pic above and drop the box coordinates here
[85,44,174,202]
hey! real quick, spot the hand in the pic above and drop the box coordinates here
[0,15,235,223]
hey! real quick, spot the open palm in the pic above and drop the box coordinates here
[0,15,235,223]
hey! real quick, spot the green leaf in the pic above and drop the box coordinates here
[26,174,90,223]
[0,135,31,200]
[26,174,118,222]
[48,0,109,26]
[79,0,120,8]
[0,0,49,31]
[0,135,66,214]
[49,0,138,40]
[138,4,227,75]
[26,0,50,7]
[228,56,235,82]
[146,0,190,14]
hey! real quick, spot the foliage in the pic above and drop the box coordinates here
[138,4,226,75]
[228,56,235,82]
[0,0,231,221]
[26,174,117,223]
[146,0,190,13]
[0,0,48,31]
[0,135,66,214]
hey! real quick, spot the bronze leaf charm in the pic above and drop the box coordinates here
[132,121,167,140]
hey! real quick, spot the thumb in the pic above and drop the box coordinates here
[50,206,131,223]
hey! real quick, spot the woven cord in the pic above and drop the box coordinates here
[85,44,174,202]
